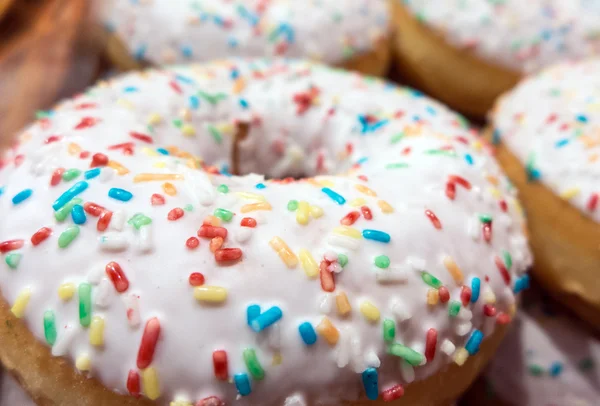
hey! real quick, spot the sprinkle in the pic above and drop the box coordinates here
[453,348,469,366]
[43,310,57,345]
[443,256,464,284]
[514,274,530,293]
[163,182,177,196]
[321,187,346,205]
[425,209,442,229]
[212,350,229,381]
[0,239,24,253]
[310,205,324,218]
[269,237,298,268]
[52,181,88,211]
[12,189,33,205]
[234,373,251,396]
[243,348,265,380]
[374,255,390,268]
[108,188,133,202]
[355,184,377,196]
[137,318,160,369]
[198,225,228,239]
[388,343,424,366]
[426,289,439,305]
[151,194,165,205]
[127,370,141,398]
[75,354,91,371]
[320,262,335,292]
[333,226,362,239]
[251,306,282,332]
[359,300,380,322]
[91,153,109,168]
[362,368,379,400]
[378,200,394,213]
[105,262,129,293]
[287,200,298,211]
[71,204,86,224]
[440,339,456,356]
[241,202,272,213]
[188,272,204,286]
[142,367,161,400]
[215,248,242,263]
[362,229,390,243]
[382,384,404,402]
[341,211,360,225]
[214,208,233,222]
[89,316,105,346]
[107,160,129,175]
[11,288,31,318]
[336,292,352,316]
[298,249,319,278]
[448,301,461,317]
[425,328,437,362]
[236,192,266,201]
[298,322,317,346]
[296,201,310,225]
[587,193,599,211]
[133,173,183,183]
[128,213,152,230]
[194,286,227,303]
[438,286,450,303]
[316,317,339,345]
[55,198,83,222]
[338,254,348,267]
[494,255,511,285]
[421,271,443,289]
[471,278,481,303]
[460,286,472,306]
[383,319,395,342]
[56,283,75,301]
[240,217,257,228]
[465,330,483,355]
[62,168,81,182]
[78,283,92,327]
[246,304,261,326]
[58,225,80,248]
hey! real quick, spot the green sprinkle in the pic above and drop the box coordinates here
[62,168,82,182]
[217,184,229,193]
[198,91,227,105]
[383,319,395,342]
[207,124,223,144]
[388,343,424,366]
[424,149,457,157]
[528,364,544,376]
[479,214,493,223]
[243,348,265,380]
[448,301,461,317]
[287,200,298,211]
[385,163,409,169]
[58,226,80,248]
[184,204,194,212]
[421,271,443,289]
[214,208,233,222]
[5,253,22,269]
[390,132,405,144]
[172,118,183,128]
[128,213,152,230]
[43,310,57,345]
[78,283,92,327]
[55,198,83,222]
[35,110,52,119]
[337,254,348,268]
[502,251,512,270]
[374,255,390,269]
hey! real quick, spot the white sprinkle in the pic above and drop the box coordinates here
[390,298,412,322]
[407,257,426,271]
[52,323,77,356]
[399,360,415,383]
[455,322,472,336]
[350,335,364,373]
[122,293,141,328]
[268,323,281,351]
[138,224,153,252]
[483,285,496,304]
[235,227,253,243]
[283,394,307,406]
[99,232,129,251]
[87,264,104,285]
[336,329,351,368]
[375,265,408,284]
[467,216,480,241]
[324,251,338,262]
[109,210,126,231]
[327,234,360,250]
[364,350,381,368]
[318,293,334,314]
[440,339,456,356]
[98,167,115,183]
[253,212,268,225]
[328,262,343,273]
[457,308,473,321]
[95,278,112,308]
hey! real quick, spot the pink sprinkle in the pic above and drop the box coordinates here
[74,117,99,130]
[129,131,153,144]
[151,194,166,206]
[425,209,442,230]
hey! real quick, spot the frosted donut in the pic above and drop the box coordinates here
[489,59,600,331]
[0,59,531,405]
[98,0,392,76]
[391,1,600,117]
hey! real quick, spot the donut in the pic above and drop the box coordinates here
[488,58,600,331]
[0,0,14,20]
[0,58,532,405]
[98,0,391,76]
[1,368,36,405]
[463,287,600,406]
[391,1,600,117]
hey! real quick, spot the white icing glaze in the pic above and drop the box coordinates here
[101,0,390,66]
[401,0,600,72]
[493,59,600,223]
[0,59,531,405]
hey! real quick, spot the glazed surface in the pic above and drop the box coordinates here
[101,0,390,66]
[493,59,600,224]
[0,59,531,405]
[401,0,600,72]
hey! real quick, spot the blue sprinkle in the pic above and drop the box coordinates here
[12,189,33,205]
[234,373,251,396]
[576,114,588,123]
[321,188,346,205]
[189,95,200,109]
[255,183,266,189]
[250,306,282,332]
[0,186,4,197]
[134,44,147,60]
[228,37,239,48]
[53,181,88,211]
[239,98,249,109]
[175,74,194,85]
[465,329,484,355]
[549,361,563,377]
[492,129,501,145]
[361,368,379,400]
[84,168,101,180]
[555,139,570,148]
[213,15,224,26]
[247,304,261,326]
[513,274,530,294]
[123,86,138,93]
[470,277,481,303]
[157,148,169,155]
[362,229,390,243]
[426,106,437,115]
[108,188,133,202]
[181,46,193,58]
[356,157,369,165]
[464,153,474,165]
[230,69,239,79]
[71,204,87,225]
[298,322,317,346]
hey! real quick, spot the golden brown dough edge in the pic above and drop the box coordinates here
[390,2,521,119]
[0,290,507,405]
[483,127,600,333]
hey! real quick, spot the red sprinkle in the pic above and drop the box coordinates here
[45,135,62,144]
[499,200,508,212]
[31,227,52,246]
[197,396,225,406]
[482,221,492,243]
[169,80,183,94]
[90,153,109,167]
[320,261,335,292]
[587,193,599,211]
[425,209,442,230]
[186,237,200,250]
[445,181,456,200]
[168,208,184,221]
[108,142,135,155]
[438,286,450,303]
[189,272,205,286]
[75,102,97,110]
[210,237,224,252]
[449,175,472,190]
[198,225,228,239]
[129,131,153,144]
[126,370,141,398]
[494,256,511,285]
[79,151,90,159]
[97,211,113,232]
[340,211,360,226]
[240,217,257,228]
[0,239,24,254]
[215,248,242,263]
[137,318,161,369]
[212,350,229,380]
[460,286,472,306]
[151,194,166,206]
[496,312,511,325]
[360,206,373,220]
[425,328,438,362]
[50,168,65,186]
[382,384,405,402]
[484,304,497,317]
[84,202,106,217]
[105,262,129,293]
[74,117,99,130]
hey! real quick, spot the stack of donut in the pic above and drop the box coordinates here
[0,1,599,405]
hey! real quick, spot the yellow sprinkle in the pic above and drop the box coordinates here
[108,160,130,175]
[75,354,91,371]
[298,249,318,278]
[163,182,177,196]
[349,198,367,207]
[453,348,469,366]
[296,201,310,225]
[116,98,134,110]
[472,140,483,152]
[141,147,160,157]
[355,184,377,197]
[489,188,502,199]
[377,200,394,213]
[68,143,81,155]
[182,124,196,137]
[233,77,246,94]
[204,215,221,226]
[235,192,266,201]
[484,289,496,304]
[560,187,580,200]
[147,113,162,126]
[153,162,167,169]
[133,173,184,183]
[58,283,76,301]
[271,352,283,366]
[316,317,339,345]
[179,108,192,122]
[336,292,352,316]
[241,202,272,213]
[170,401,193,406]
[333,226,361,239]
[427,289,439,305]
[443,256,464,285]
[142,367,161,400]
[317,179,334,188]
[359,300,380,322]
[509,303,517,317]
[269,237,298,268]
[194,286,228,303]
[309,205,324,218]
[89,316,105,347]
[11,288,31,318]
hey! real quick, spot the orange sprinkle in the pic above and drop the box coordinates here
[335,292,352,316]
[443,256,464,285]
[108,160,130,175]
[485,175,500,186]
[233,78,246,94]
[133,173,184,183]
[355,184,377,197]
[203,215,221,226]
[210,237,224,253]
[377,200,394,213]
[269,237,298,268]
[316,317,339,345]
[162,182,177,196]
[68,143,82,155]
[241,202,272,213]
[427,289,439,305]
